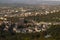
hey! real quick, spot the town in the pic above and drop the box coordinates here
[0,5,60,40]
[0,5,60,33]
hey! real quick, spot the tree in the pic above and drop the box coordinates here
[47,25,60,40]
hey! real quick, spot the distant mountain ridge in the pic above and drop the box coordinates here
[0,1,60,5]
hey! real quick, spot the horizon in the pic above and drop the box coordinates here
[0,0,60,5]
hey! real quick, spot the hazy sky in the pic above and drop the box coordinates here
[0,0,60,2]
[0,0,60,4]
[45,0,60,1]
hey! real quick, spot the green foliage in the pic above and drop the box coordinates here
[25,11,60,22]
[47,25,60,40]
[0,25,60,40]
